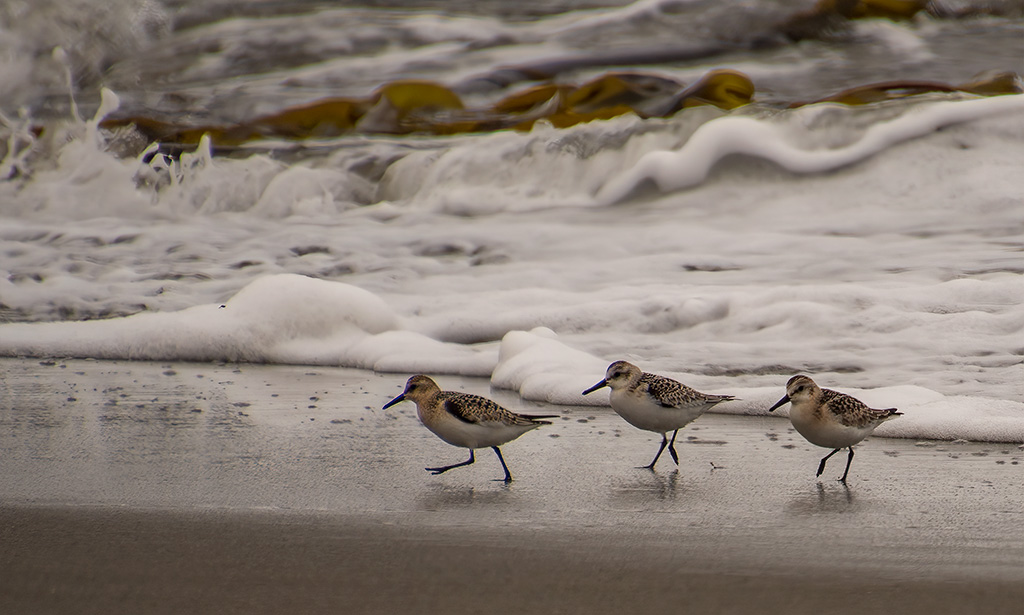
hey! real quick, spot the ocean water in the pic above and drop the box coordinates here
[1,0,1022,442]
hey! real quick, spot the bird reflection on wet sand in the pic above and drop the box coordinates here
[784,482,859,516]
[610,470,683,507]
[415,484,514,512]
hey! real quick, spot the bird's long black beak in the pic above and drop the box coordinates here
[767,394,790,412]
[582,380,608,395]
[382,393,405,410]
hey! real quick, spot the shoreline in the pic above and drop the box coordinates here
[2,358,1023,614]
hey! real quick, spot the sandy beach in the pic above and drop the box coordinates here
[2,358,1022,614]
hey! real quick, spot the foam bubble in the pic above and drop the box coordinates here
[492,328,610,405]
[0,274,398,362]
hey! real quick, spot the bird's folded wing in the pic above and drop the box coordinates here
[443,397,480,424]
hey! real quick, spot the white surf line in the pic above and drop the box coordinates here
[596,94,1024,205]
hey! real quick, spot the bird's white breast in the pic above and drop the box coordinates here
[789,402,876,449]
[421,409,539,449]
[609,389,707,433]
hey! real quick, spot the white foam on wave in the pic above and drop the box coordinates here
[0,274,496,375]
[492,328,610,405]
[1,89,157,220]
[374,126,610,214]
[596,94,1024,204]
[376,108,724,213]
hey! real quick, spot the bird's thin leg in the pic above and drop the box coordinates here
[816,448,842,477]
[838,447,855,485]
[667,429,680,465]
[491,446,513,483]
[426,449,475,475]
[641,434,669,470]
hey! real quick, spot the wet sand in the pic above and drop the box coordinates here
[2,358,1023,614]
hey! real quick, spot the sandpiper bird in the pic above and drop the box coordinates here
[582,361,735,470]
[382,375,556,482]
[768,375,901,484]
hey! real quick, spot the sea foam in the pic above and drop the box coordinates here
[596,94,1024,204]
[2,275,1021,443]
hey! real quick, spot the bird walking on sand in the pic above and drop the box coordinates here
[768,375,901,484]
[582,361,735,470]
[382,375,556,482]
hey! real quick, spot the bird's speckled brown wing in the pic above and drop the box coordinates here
[440,392,554,426]
[640,373,735,409]
[821,388,900,428]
